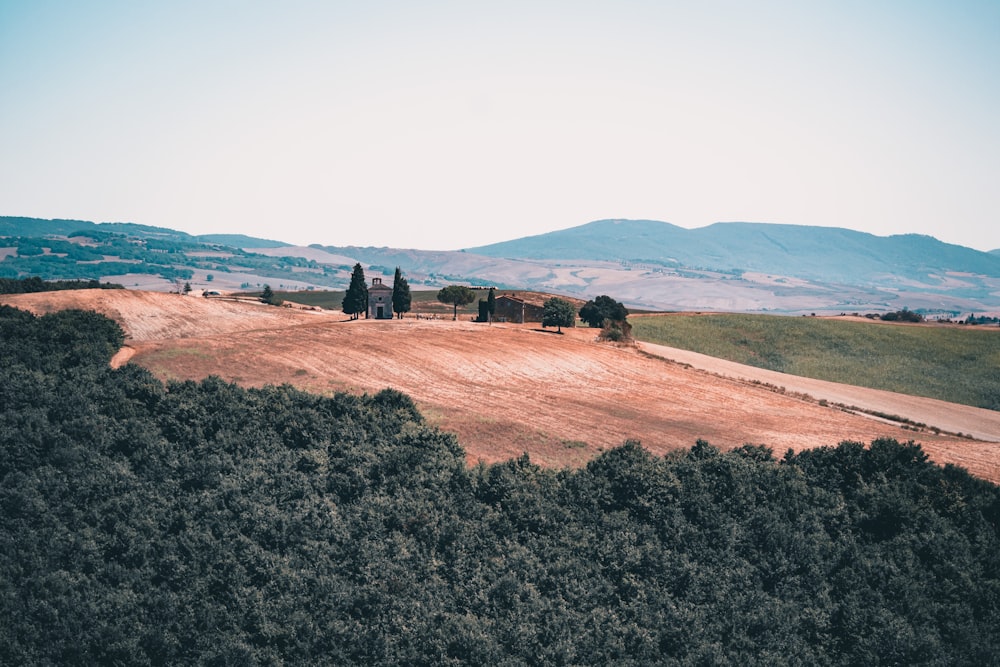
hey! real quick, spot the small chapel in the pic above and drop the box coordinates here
[367,277,394,319]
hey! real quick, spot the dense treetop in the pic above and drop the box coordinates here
[542,297,576,332]
[579,294,628,328]
[437,285,477,320]
[0,276,124,294]
[1,305,999,665]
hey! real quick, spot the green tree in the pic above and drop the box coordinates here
[342,263,368,320]
[437,285,476,320]
[183,282,192,294]
[392,267,412,319]
[542,297,576,333]
[260,284,282,306]
[579,295,628,328]
[487,287,496,324]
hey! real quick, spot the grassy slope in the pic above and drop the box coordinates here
[632,314,1000,410]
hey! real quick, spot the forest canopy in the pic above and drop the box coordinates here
[1,305,999,665]
[0,276,124,294]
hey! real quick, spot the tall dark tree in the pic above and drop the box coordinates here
[342,263,368,320]
[261,284,281,306]
[487,287,496,324]
[542,297,576,333]
[392,267,412,319]
[579,294,628,328]
[437,285,477,320]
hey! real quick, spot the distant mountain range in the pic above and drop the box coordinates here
[466,219,1000,286]
[3,216,999,315]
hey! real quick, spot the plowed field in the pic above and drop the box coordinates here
[6,289,1000,482]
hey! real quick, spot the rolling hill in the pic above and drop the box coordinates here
[3,288,999,481]
[4,215,1000,314]
[315,220,1000,313]
[0,216,288,247]
[466,219,1000,287]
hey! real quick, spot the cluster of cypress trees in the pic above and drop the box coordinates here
[341,265,411,319]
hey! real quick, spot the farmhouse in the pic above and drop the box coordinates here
[367,277,393,319]
[494,294,545,323]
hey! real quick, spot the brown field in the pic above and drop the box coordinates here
[5,289,1000,482]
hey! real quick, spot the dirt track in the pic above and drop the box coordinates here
[6,289,1000,482]
[636,342,1000,443]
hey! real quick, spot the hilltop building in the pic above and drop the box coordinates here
[367,277,393,319]
[494,294,544,323]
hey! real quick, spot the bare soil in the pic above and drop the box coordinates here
[6,289,1000,482]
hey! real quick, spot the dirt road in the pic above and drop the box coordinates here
[636,341,1000,442]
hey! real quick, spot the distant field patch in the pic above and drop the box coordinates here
[632,314,1000,410]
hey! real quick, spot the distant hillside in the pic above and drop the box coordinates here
[5,215,1000,314]
[196,233,289,248]
[0,216,98,237]
[0,216,286,248]
[466,219,1000,286]
[0,216,336,291]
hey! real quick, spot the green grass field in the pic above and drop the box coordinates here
[632,314,1000,410]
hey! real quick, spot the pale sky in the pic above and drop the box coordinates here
[2,1,998,251]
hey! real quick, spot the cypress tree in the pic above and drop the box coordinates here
[261,284,282,306]
[392,267,412,319]
[342,263,368,320]
[487,287,496,324]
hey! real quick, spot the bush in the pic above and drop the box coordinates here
[598,319,632,342]
[880,309,923,323]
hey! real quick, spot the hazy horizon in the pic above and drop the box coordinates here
[2,2,998,251]
[6,213,1000,255]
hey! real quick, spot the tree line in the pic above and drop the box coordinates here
[337,264,631,334]
[2,304,999,664]
[0,276,124,294]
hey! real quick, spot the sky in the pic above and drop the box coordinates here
[1,1,999,252]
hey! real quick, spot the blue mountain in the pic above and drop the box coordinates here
[465,219,1000,286]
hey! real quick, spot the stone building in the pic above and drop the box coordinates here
[367,277,394,319]
[494,294,545,323]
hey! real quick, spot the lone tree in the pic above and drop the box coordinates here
[486,287,496,323]
[342,264,368,320]
[579,294,629,328]
[542,297,576,333]
[437,285,477,320]
[260,284,282,306]
[391,267,412,319]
